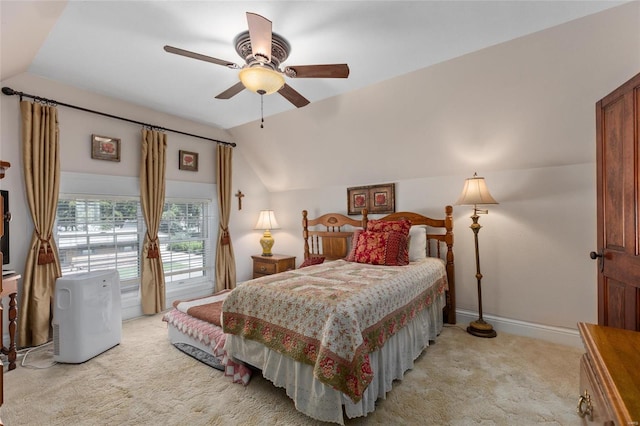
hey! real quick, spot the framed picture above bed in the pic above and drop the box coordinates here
[347,183,395,215]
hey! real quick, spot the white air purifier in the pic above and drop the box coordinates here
[53,269,122,363]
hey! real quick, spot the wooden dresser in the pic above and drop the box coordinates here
[251,254,295,279]
[577,322,640,425]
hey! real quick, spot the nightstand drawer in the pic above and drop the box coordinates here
[254,261,277,275]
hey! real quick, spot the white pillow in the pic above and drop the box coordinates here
[408,225,427,261]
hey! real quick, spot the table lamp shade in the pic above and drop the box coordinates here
[255,210,280,230]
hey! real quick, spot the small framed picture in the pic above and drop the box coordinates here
[91,135,120,162]
[347,187,369,215]
[368,183,395,214]
[179,150,198,172]
[347,183,395,215]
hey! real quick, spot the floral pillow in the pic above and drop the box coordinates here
[353,230,409,266]
[299,256,325,268]
[364,219,411,265]
[366,219,412,236]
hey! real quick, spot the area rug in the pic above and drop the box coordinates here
[1,313,584,425]
[173,342,225,371]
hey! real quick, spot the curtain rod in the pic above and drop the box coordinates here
[1,87,236,147]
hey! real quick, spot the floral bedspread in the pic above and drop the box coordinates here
[222,258,447,402]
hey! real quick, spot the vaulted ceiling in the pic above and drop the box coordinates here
[1,1,625,130]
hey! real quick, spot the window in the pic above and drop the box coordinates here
[160,201,209,283]
[55,196,214,292]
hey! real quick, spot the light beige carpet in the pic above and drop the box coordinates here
[2,314,584,425]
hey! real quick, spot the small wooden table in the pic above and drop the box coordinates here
[1,274,19,371]
[252,254,296,279]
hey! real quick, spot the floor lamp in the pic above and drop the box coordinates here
[456,173,499,338]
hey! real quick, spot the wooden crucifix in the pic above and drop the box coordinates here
[235,190,245,210]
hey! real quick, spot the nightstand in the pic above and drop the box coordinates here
[252,254,296,279]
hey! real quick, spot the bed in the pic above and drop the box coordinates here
[163,206,454,424]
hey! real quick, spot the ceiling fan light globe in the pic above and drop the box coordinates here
[239,67,285,95]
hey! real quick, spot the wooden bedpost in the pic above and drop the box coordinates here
[444,205,456,324]
[361,209,369,228]
[302,210,310,260]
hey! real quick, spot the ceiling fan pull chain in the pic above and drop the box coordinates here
[260,92,265,128]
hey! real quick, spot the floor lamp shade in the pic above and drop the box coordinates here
[255,210,280,256]
[455,173,499,207]
[456,173,498,338]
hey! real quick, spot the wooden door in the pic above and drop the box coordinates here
[594,71,640,331]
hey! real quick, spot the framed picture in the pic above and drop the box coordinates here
[91,135,120,162]
[368,183,395,214]
[347,183,395,215]
[179,150,198,172]
[347,186,369,215]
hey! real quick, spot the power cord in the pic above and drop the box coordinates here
[19,341,58,369]
[443,323,469,333]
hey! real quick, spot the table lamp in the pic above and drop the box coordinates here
[255,210,280,256]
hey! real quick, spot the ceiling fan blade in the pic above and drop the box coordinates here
[285,64,350,79]
[246,12,272,63]
[278,84,310,108]
[215,82,246,99]
[164,45,239,69]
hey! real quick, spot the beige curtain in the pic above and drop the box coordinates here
[140,129,167,314]
[215,144,236,291]
[18,101,62,348]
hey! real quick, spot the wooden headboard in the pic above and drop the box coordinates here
[302,206,455,324]
[302,210,364,261]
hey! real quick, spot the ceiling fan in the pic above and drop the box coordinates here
[164,12,350,109]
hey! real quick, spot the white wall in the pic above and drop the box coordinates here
[270,164,596,330]
[229,146,271,283]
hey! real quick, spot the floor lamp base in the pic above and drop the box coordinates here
[467,319,497,338]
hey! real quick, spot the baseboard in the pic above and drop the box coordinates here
[456,309,583,348]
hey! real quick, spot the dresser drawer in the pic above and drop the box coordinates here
[578,354,614,425]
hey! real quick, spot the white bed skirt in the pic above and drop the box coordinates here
[224,292,446,425]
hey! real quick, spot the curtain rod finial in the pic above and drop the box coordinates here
[2,87,16,96]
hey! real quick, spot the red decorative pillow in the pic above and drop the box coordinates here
[366,219,411,236]
[353,230,409,266]
[364,219,411,264]
[299,256,325,268]
[345,229,364,262]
